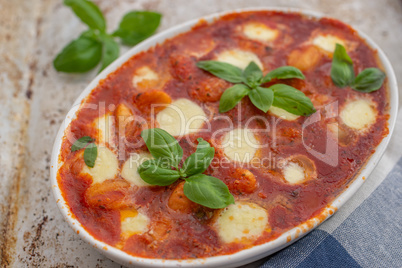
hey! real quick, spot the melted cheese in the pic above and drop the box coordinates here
[82,147,119,184]
[243,22,279,42]
[132,66,158,87]
[283,162,305,184]
[216,202,268,243]
[340,99,377,130]
[216,49,263,70]
[222,128,258,163]
[121,152,153,187]
[156,98,207,136]
[120,211,150,238]
[312,34,346,53]
[94,114,115,148]
[269,106,300,121]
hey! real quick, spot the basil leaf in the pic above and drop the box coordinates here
[138,159,181,186]
[262,66,305,84]
[64,0,106,31]
[53,35,102,73]
[80,29,98,39]
[113,11,162,46]
[141,128,183,168]
[182,138,215,177]
[331,43,354,87]
[99,35,119,72]
[243,61,263,87]
[219,84,250,113]
[197,61,244,83]
[352,68,386,92]
[270,84,315,116]
[83,143,97,168]
[183,174,234,209]
[248,87,274,113]
[71,136,94,151]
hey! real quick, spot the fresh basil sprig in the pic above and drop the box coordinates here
[71,136,98,168]
[331,44,386,92]
[138,128,234,209]
[197,61,315,115]
[54,0,161,73]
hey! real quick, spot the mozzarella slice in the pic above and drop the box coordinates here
[120,210,150,238]
[283,162,305,184]
[132,66,158,88]
[215,202,268,243]
[121,152,153,187]
[82,147,119,184]
[94,114,115,148]
[216,49,263,70]
[221,128,258,163]
[340,99,377,130]
[243,22,279,43]
[156,98,207,136]
[269,106,300,121]
[312,34,346,53]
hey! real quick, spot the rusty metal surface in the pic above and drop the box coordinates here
[0,0,401,267]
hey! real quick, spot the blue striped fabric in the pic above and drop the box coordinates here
[261,157,402,268]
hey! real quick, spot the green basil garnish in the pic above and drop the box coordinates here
[83,142,98,168]
[71,136,98,168]
[248,86,274,113]
[138,160,181,186]
[197,60,315,116]
[141,128,183,169]
[182,138,215,177]
[196,61,244,83]
[183,174,235,209]
[112,11,162,46]
[331,44,385,92]
[99,35,120,72]
[331,44,355,87]
[64,0,106,32]
[137,128,234,209]
[261,66,305,84]
[54,1,161,74]
[53,35,102,73]
[219,84,250,113]
[71,136,94,151]
[352,68,386,92]
[271,84,316,116]
[243,61,263,87]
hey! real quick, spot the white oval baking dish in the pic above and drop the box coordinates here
[51,7,398,268]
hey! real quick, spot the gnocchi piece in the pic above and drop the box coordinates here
[85,179,130,209]
[168,182,196,213]
[135,90,172,114]
[228,168,257,194]
[287,45,321,71]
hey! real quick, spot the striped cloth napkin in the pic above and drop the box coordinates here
[258,109,402,268]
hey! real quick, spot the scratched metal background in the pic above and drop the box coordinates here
[0,0,401,267]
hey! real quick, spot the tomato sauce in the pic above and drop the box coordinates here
[58,11,389,259]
